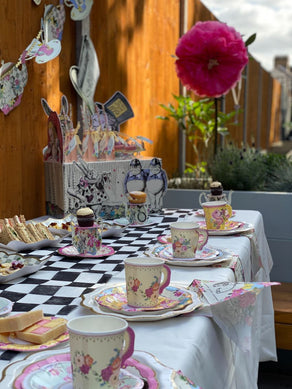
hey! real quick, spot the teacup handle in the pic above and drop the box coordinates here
[224,204,233,218]
[159,264,171,294]
[197,228,208,250]
[121,327,135,366]
[121,326,135,366]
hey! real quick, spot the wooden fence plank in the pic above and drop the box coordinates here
[0,0,283,219]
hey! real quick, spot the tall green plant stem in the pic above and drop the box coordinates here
[214,97,218,157]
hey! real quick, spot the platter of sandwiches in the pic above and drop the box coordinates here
[0,215,67,252]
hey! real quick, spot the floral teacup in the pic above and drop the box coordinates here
[67,315,135,389]
[72,224,102,255]
[202,201,233,230]
[124,257,171,308]
[170,222,208,259]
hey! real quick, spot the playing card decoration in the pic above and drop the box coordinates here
[69,35,99,114]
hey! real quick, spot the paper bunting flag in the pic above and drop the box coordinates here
[189,279,280,352]
[43,3,66,42]
[0,55,28,116]
[64,0,93,21]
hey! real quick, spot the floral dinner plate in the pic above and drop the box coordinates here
[14,353,144,389]
[58,245,115,258]
[145,244,232,267]
[0,348,200,388]
[96,285,186,316]
[196,221,254,236]
[81,282,202,321]
[154,242,220,260]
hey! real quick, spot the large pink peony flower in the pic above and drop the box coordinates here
[175,21,248,97]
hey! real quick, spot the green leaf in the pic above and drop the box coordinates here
[245,33,256,47]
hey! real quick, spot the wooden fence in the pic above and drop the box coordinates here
[0,0,281,219]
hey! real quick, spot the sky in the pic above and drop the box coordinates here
[201,0,292,72]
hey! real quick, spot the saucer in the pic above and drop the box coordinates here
[13,352,144,389]
[159,244,221,261]
[58,244,115,258]
[81,282,202,321]
[155,242,220,260]
[96,286,181,315]
[113,217,159,227]
[202,220,243,231]
[145,244,232,267]
[196,221,253,236]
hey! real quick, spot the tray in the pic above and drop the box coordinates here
[0,251,51,283]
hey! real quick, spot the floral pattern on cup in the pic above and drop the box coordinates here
[127,275,160,304]
[72,348,121,387]
[125,258,171,308]
[170,222,208,259]
[172,236,191,257]
[67,315,135,389]
[202,201,233,230]
[72,224,102,255]
[211,208,231,229]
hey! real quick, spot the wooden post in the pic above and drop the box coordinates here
[178,0,188,176]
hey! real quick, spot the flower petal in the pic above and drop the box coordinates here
[175,21,249,97]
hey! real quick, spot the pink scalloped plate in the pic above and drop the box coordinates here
[97,289,180,314]
[58,244,115,258]
[13,352,158,389]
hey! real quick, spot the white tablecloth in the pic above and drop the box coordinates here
[100,210,277,389]
[0,209,277,389]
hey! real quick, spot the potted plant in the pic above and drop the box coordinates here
[158,94,237,189]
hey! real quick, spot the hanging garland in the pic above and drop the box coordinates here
[0,1,66,115]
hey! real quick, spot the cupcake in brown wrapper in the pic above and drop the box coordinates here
[76,207,95,227]
[210,181,223,196]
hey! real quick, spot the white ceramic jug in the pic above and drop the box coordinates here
[199,190,233,207]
